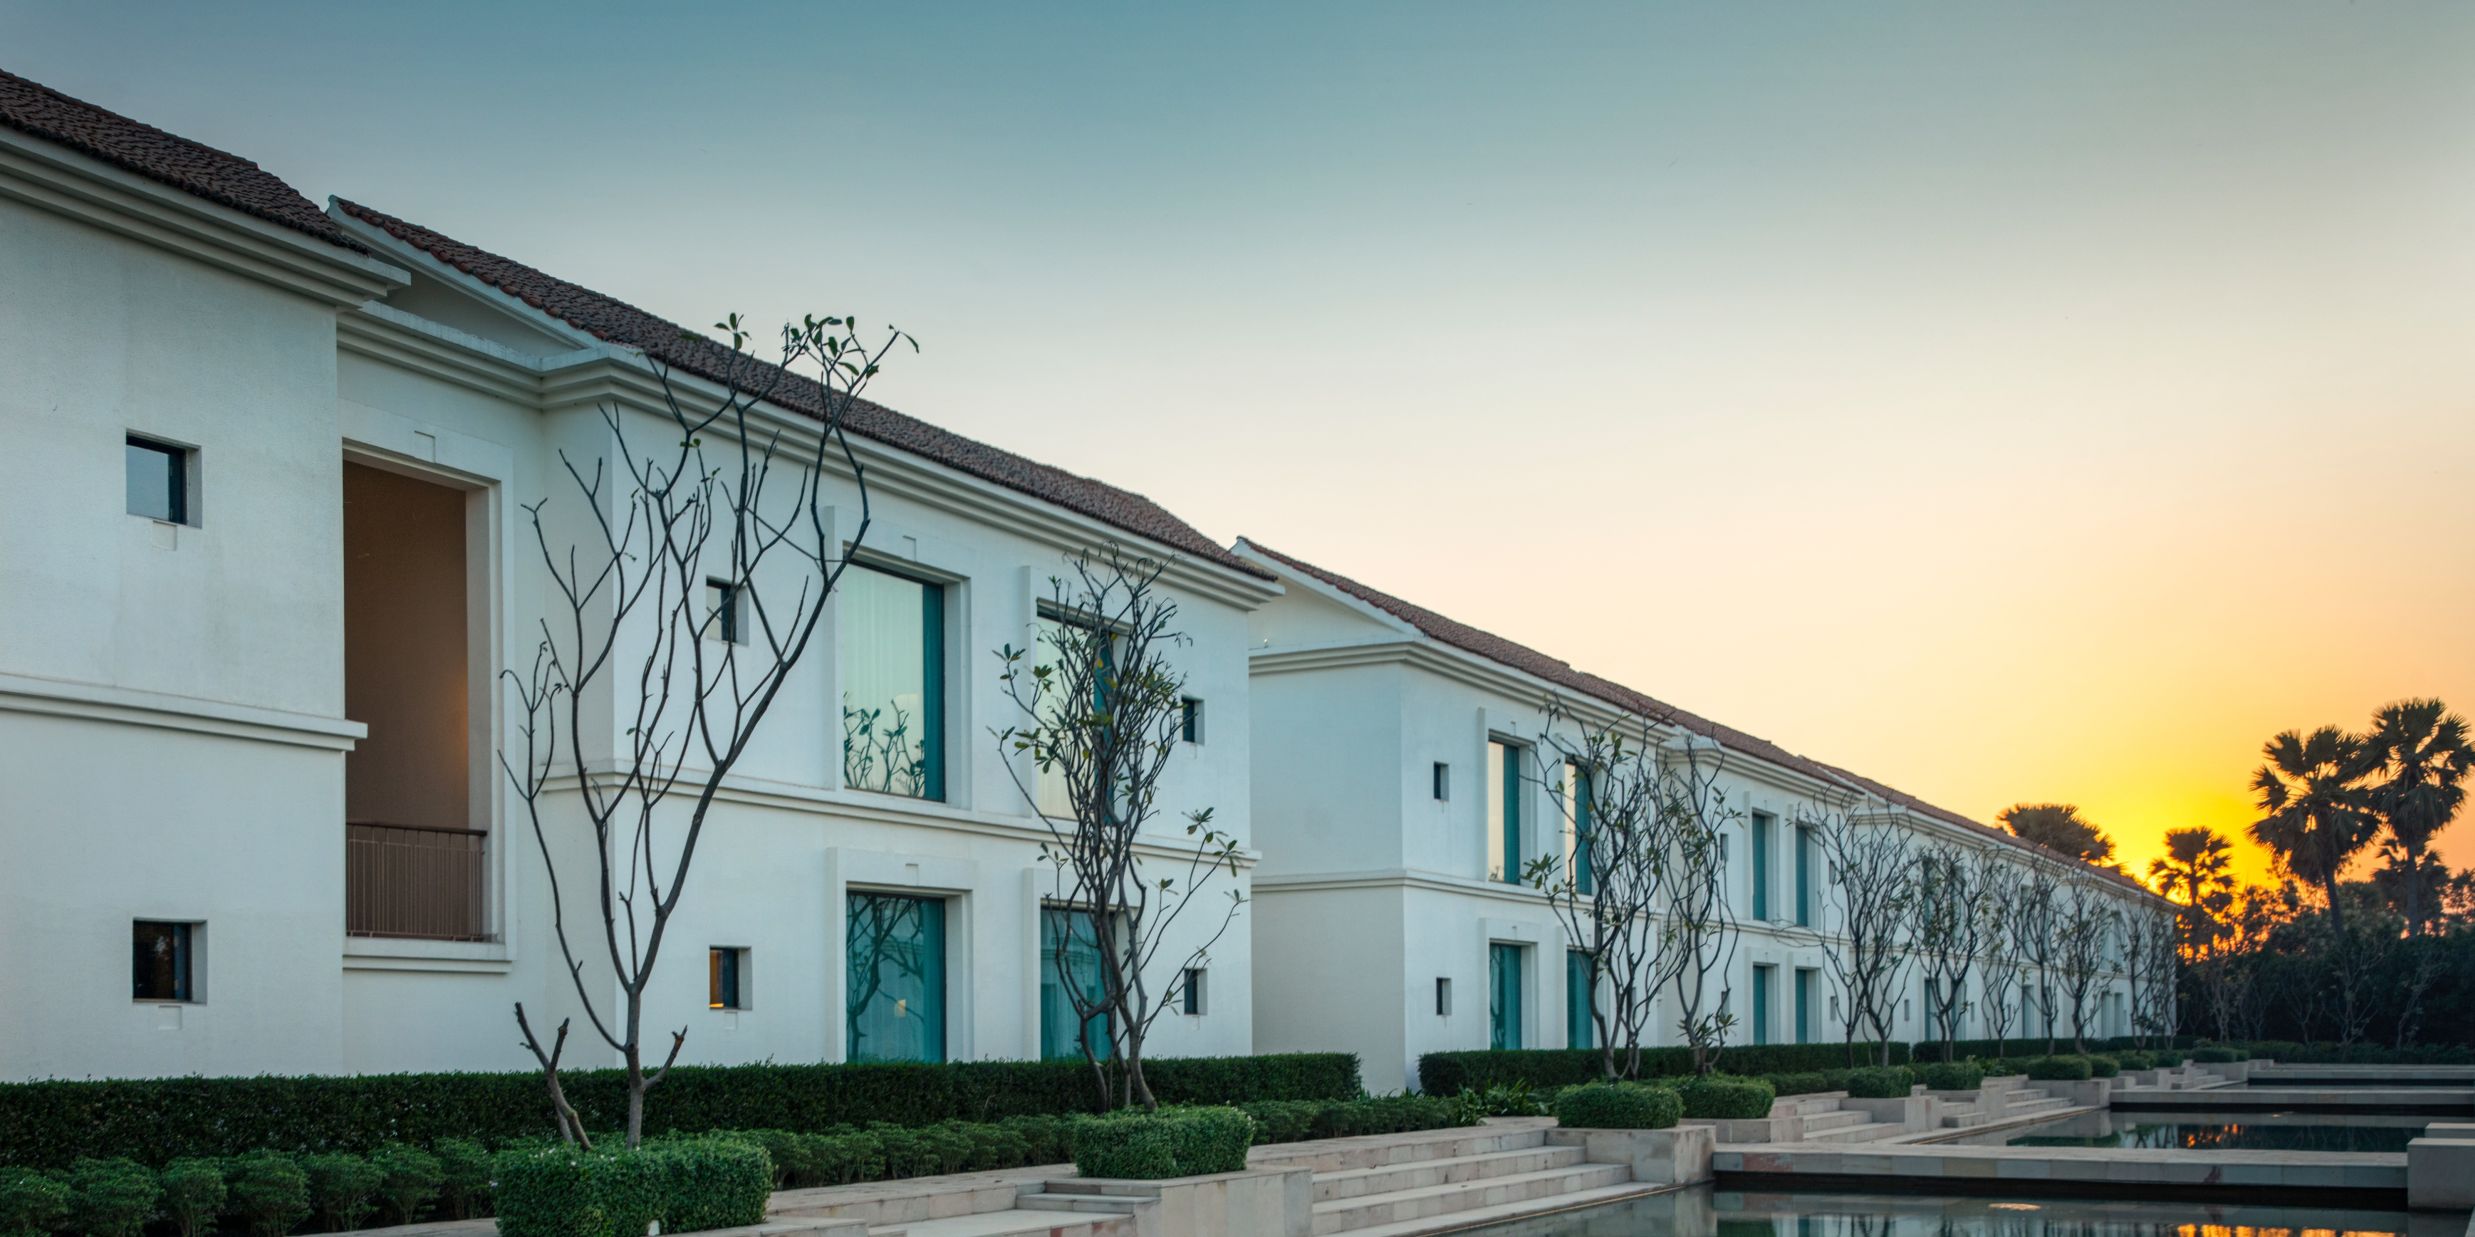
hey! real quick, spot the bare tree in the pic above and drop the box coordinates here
[995,548,1246,1111]
[1910,841,1996,1061]
[503,313,912,1148]
[1661,737,1742,1075]
[1975,863,2027,1056]
[2052,877,2118,1054]
[1524,700,1684,1081]
[2121,905,2178,1049]
[1795,798,1916,1066]
[2014,856,2064,1054]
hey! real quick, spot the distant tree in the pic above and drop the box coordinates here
[1795,797,1916,1067]
[1974,863,2028,1056]
[1660,737,1743,1075]
[2052,876,2118,1054]
[2121,905,2178,1048]
[2249,727,2380,936]
[2014,855,2065,1054]
[994,547,1247,1111]
[2363,699,2471,936]
[2149,826,2237,950]
[1909,841,1996,1062]
[1998,803,2116,865]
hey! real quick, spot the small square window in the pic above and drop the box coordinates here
[1180,697,1205,744]
[707,579,743,644]
[1432,762,1450,801]
[709,946,748,1010]
[1180,967,1207,1015]
[133,921,195,1002]
[125,435,189,524]
[1435,977,1452,1017]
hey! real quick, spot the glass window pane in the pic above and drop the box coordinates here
[125,439,182,522]
[847,894,946,1062]
[842,566,943,800]
[1032,616,1113,819]
[1565,949,1594,1050]
[1489,943,1523,1050]
[1487,741,1520,883]
[132,921,190,1002]
[1040,907,1111,1060]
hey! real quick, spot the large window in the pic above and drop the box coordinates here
[1565,949,1595,1050]
[1559,761,1594,896]
[1794,968,1815,1044]
[1040,906,1111,1060]
[1485,740,1522,883]
[1794,824,1815,927]
[1033,614,1113,819]
[1488,943,1525,1049]
[1752,964,1775,1045]
[1750,812,1773,921]
[847,893,946,1062]
[841,564,945,800]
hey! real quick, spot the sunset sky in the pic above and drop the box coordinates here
[12,2,2469,886]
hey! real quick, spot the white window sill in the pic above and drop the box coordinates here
[344,936,512,973]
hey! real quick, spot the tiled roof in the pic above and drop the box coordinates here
[332,198,1270,581]
[0,67,361,251]
[1237,538,2153,895]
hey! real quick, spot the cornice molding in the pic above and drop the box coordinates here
[0,671,364,751]
[0,130,406,307]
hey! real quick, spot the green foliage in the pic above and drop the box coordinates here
[1916,1062,1986,1091]
[2191,1046,2241,1063]
[301,1153,384,1233]
[1671,1076,1774,1120]
[0,1053,1358,1170]
[1764,1072,1832,1097]
[158,1160,226,1237]
[1551,1082,1681,1130]
[0,1168,71,1237]
[370,1144,443,1225]
[433,1138,493,1219]
[2112,1051,2155,1071]
[492,1147,663,1237]
[2024,1056,2094,1081]
[1071,1108,1256,1180]
[1418,1044,1909,1094]
[642,1137,771,1233]
[67,1159,159,1237]
[223,1153,311,1237]
[2084,1055,2122,1078]
[1448,1081,1547,1123]
[1842,1067,1916,1099]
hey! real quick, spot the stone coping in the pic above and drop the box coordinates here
[1714,1142,2408,1199]
[2112,1086,2475,1111]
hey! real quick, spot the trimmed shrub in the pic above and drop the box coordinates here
[2151,1049,2188,1068]
[2085,1055,2122,1078]
[0,1053,1361,1171]
[2112,1052,2155,1072]
[370,1144,443,1225]
[493,1147,663,1237]
[1072,1108,1255,1180]
[643,1136,771,1233]
[1673,1076,1774,1120]
[67,1159,159,1237]
[301,1153,384,1233]
[2024,1056,2092,1082]
[1843,1067,1915,1099]
[1917,1062,1985,1092]
[2191,1046,2240,1064]
[159,1160,227,1237]
[1419,1044,1908,1095]
[0,1169,71,1237]
[433,1138,492,1219]
[1550,1083,1681,1130]
[223,1153,311,1237]
[1766,1072,1832,1097]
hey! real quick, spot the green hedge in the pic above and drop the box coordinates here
[1418,1044,1909,1094]
[1842,1067,1915,1099]
[493,1147,664,1237]
[2024,1056,2093,1081]
[643,1137,771,1232]
[2191,1046,2241,1063]
[1072,1108,1255,1180]
[1907,1036,2180,1061]
[2084,1055,2122,1078]
[1916,1062,1985,1091]
[1,1169,72,1237]
[1672,1076,1774,1120]
[0,1054,1360,1171]
[1551,1083,1680,1130]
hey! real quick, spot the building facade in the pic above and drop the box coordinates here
[0,70,1271,1082]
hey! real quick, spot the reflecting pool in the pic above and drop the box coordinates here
[1946,1110,2431,1153]
[1462,1187,2446,1237]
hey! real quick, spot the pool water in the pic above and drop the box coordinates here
[1460,1187,2444,1237]
[1981,1109,2429,1153]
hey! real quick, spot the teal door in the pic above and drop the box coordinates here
[1489,944,1524,1050]
[1040,907,1110,1060]
[1752,966,1772,1045]
[847,893,946,1062]
[1794,969,1813,1044]
[1565,950,1594,1050]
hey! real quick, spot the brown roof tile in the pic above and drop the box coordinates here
[0,67,361,251]
[334,199,1267,580]
[1237,538,2152,895]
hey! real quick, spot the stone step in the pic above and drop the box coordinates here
[2009,1088,2053,1103]
[1939,1107,1995,1129]
[1801,1109,1869,1133]
[1310,1163,1633,1236]
[1313,1145,1586,1202]
[2006,1096,2071,1116]
[1778,1092,1851,1117]
[1800,1121,1906,1144]
[1255,1124,1550,1175]
[868,1209,1130,1237]
[1325,1181,1666,1237]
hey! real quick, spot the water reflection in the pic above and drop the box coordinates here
[1461,1189,2446,1237]
[1936,1111,2429,1154]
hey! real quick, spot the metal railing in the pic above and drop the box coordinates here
[346,822,491,941]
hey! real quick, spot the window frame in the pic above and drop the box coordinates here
[1485,738,1523,884]
[840,561,948,802]
[708,945,749,1011]
[132,920,198,1004]
[124,434,192,525]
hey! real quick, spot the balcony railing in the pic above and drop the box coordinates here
[346,822,491,941]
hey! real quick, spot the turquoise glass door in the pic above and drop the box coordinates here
[1751,965,1773,1045]
[1794,969,1813,1044]
[846,893,946,1062]
[1565,950,1594,1050]
[1489,943,1524,1050]
[1040,907,1111,1060]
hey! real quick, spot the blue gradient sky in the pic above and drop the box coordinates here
[11,2,2472,880]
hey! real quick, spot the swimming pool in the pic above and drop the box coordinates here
[1458,1186,2446,1237]
[1955,1109,2431,1153]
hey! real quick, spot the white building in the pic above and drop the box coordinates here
[0,69,1275,1082]
[1233,541,2165,1091]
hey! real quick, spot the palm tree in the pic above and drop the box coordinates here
[2248,726,2379,935]
[1998,803,2116,865]
[2149,826,2235,948]
[2364,699,2471,935]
